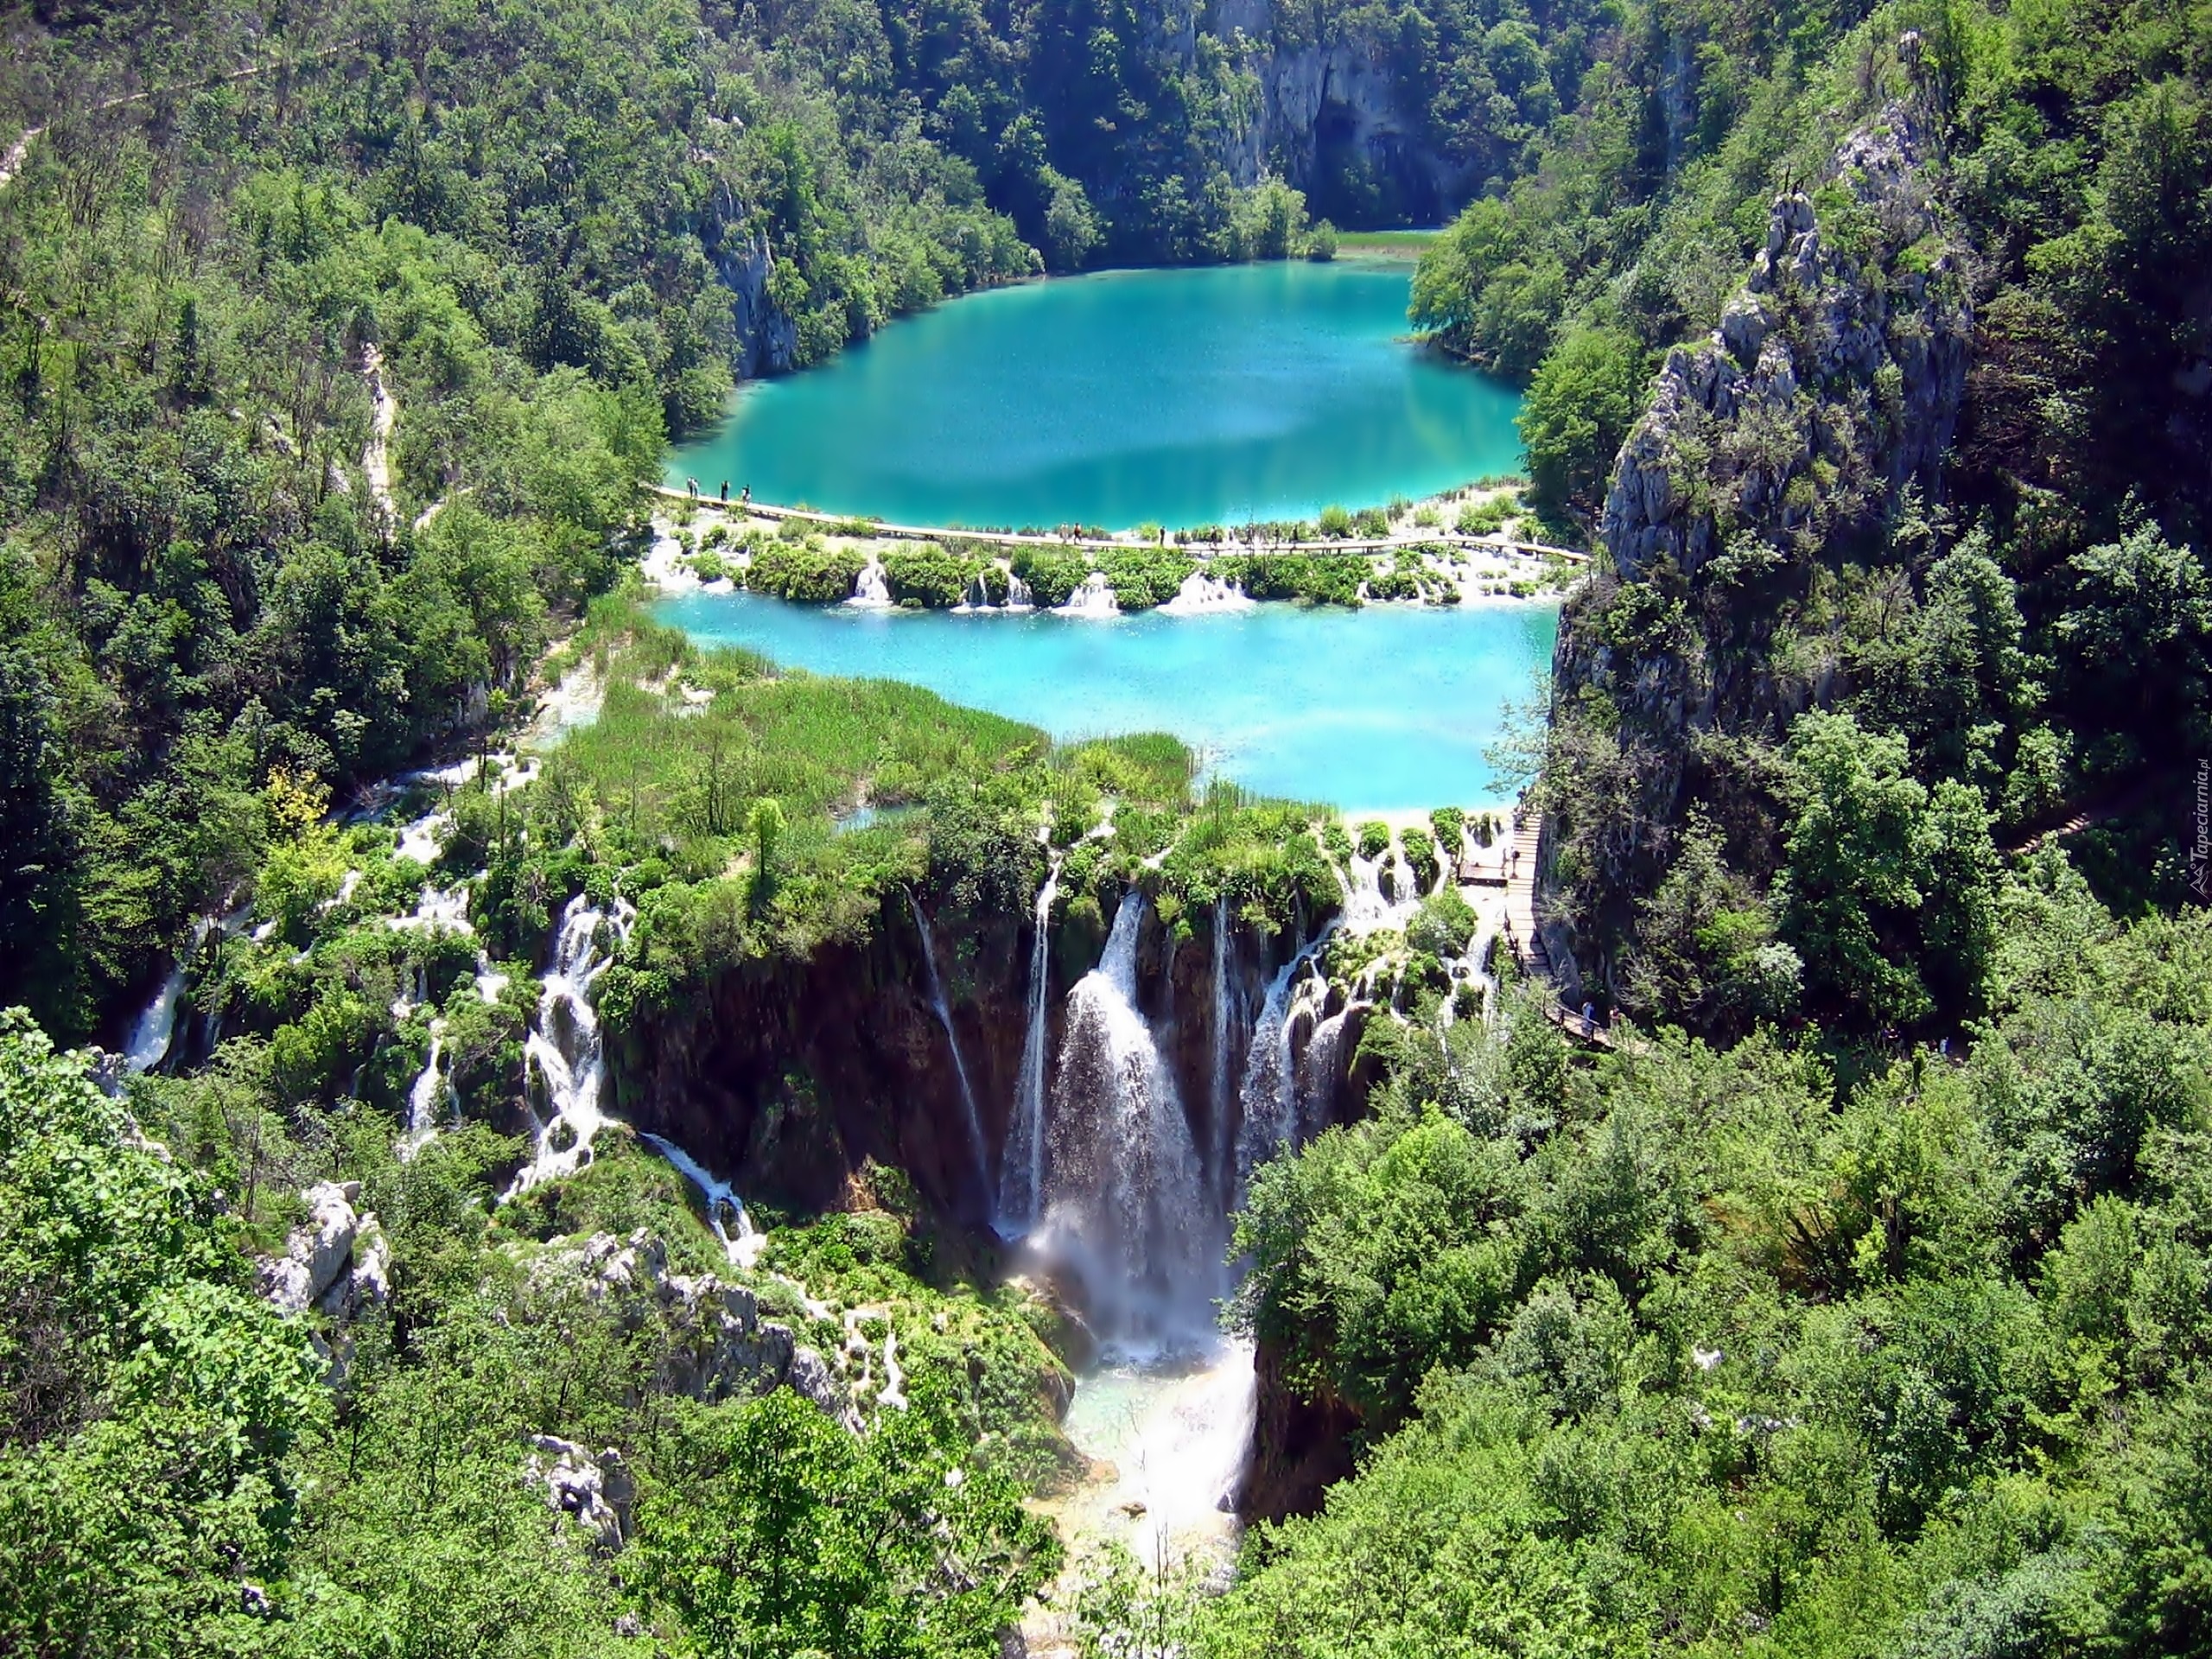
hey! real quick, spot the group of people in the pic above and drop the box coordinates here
[684,477,751,507]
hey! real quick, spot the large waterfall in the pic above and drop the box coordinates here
[1038,892,1217,1342]
[908,894,991,1210]
[997,856,1060,1228]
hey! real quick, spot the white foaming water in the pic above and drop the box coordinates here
[1056,571,1120,618]
[402,1020,452,1158]
[1158,569,1254,616]
[125,917,223,1074]
[849,553,893,607]
[996,857,1061,1230]
[908,894,991,1208]
[1209,895,1240,1201]
[124,964,190,1074]
[640,1132,765,1268]
[1039,892,1217,1343]
[1004,572,1035,610]
[1052,1335,1257,1573]
[510,893,634,1194]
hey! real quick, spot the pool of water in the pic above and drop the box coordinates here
[666,262,1524,531]
[654,591,1556,810]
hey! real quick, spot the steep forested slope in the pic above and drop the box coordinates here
[1403,0,2209,1033]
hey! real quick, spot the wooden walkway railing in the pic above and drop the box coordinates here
[650,487,1591,564]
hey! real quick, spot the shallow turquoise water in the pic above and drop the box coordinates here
[666,263,1523,531]
[655,593,1556,810]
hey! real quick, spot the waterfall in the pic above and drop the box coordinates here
[124,963,190,1075]
[125,916,218,1074]
[1160,570,1255,616]
[1039,892,1216,1343]
[908,894,991,1209]
[641,1132,765,1268]
[956,572,994,612]
[1004,572,1034,610]
[402,1020,451,1158]
[509,893,634,1194]
[997,857,1061,1230]
[849,552,893,608]
[1057,571,1120,618]
[1209,895,1237,1200]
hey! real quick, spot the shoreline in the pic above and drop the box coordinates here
[646,484,1590,567]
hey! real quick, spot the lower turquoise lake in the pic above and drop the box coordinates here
[655,593,1557,810]
[666,262,1524,531]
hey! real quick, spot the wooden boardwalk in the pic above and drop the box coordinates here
[651,487,1591,564]
[1497,808,1614,1051]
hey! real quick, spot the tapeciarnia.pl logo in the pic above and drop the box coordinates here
[2192,758,2210,902]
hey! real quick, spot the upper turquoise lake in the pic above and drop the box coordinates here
[666,261,1524,530]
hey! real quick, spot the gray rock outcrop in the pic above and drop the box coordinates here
[524,1433,636,1550]
[258,1181,390,1319]
[1600,104,1970,583]
[545,1230,857,1429]
[1541,84,1974,992]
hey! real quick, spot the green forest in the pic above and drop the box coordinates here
[4,0,2211,1655]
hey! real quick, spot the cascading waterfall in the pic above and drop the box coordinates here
[1160,569,1254,616]
[1039,891,1216,1342]
[510,893,634,1194]
[642,1132,765,1268]
[1057,571,1120,618]
[849,553,893,607]
[124,916,218,1074]
[1209,895,1239,1200]
[908,894,991,1207]
[402,1020,452,1157]
[997,856,1061,1229]
[1004,572,1034,610]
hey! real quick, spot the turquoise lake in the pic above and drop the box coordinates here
[655,593,1557,810]
[666,262,1525,531]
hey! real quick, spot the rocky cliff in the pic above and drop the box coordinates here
[1211,0,1478,223]
[609,881,1331,1227]
[1542,83,1974,993]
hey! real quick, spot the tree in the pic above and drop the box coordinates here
[1775,711,1998,1030]
[1517,327,1647,521]
[631,1388,1058,1659]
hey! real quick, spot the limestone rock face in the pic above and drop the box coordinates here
[260,1181,372,1314]
[705,188,801,380]
[1543,90,1974,991]
[546,1230,858,1430]
[1599,105,1970,585]
[524,1433,636,1550]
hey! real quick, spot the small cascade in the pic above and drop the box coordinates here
[510,893,635,1194]
[997,856,1061,1230]
[849,552,893,608]
[1039,892,1215,1342]
[907,894,991,1208]
[402,1020,453,1158]
[125,917,218,1074]
[1160,570,1255,616]
[641,1132,765,1268]
[1004,571,1035,610]
[125,963,190,1075]
[1057,571,1120,618]
[1234,946,1336,1197]
[1209,895,1238,1199]
[955,572,995,612]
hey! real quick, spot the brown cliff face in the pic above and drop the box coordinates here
[1238,1338,1361,1522]
[1542,94,1974,992]
[607,885,1351,1227]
